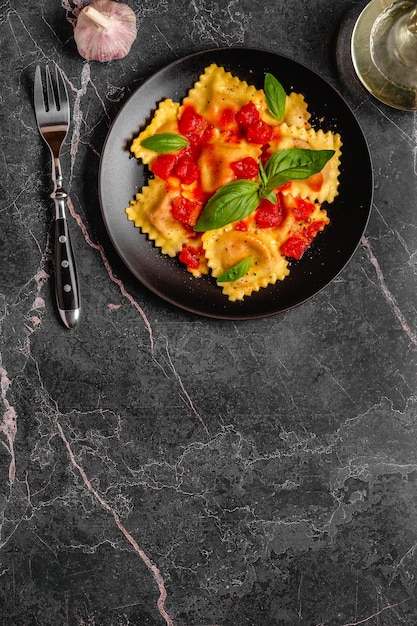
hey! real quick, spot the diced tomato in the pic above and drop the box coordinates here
[219,107,236,127]
[281,218,327,259]
[256,196,285,228]
[234,220,249,231]
[230,157,259,179]
[185,143,202,162]
[171,197,201,227]
[178,106,205,135]
[201,125,215,144]
[281,234,310,260]
[246,120,273,144]
[235,102,260,130]
[306,220,326,238]
[173,153,200,185]
[293,197,315,221]
[178,106,212,144]
[151,153,179,180]
[178,245,202,269]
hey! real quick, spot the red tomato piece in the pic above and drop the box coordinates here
[201,125,215,143]
[151,153,179,180]
[178,245,202,269]
[235,102,260,130]
[256,197,284,228]
[219,107,236,127]
[293,197,315,221]
[171,197,201,227]
[281,234,310,260]
[178,106,212,144]
[230,157,259,179]
[306,220,326,238]
[246,120,273,144]
[234,220,249,231]
[185,143,202,162]
[173,153,200,185]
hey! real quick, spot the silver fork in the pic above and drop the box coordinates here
[34,64,80,330]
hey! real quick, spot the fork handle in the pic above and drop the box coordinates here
[53,190,81,330]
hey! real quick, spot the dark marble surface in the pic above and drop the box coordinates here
[1,0,417,624]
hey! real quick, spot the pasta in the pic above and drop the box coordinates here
[126,64,342,300]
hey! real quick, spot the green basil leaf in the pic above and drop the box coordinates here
[217,256,253,283]
[141,133,189,153]
[265,148,335,188]
[259,187,277,203]
[194,180,261,231]
[258,160,268,187]
[264,73,286,122]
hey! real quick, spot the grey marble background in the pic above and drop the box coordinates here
[1,0,417,624]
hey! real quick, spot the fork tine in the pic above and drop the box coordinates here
[45,65,57,112]
[34,65,45,114]
[34,64,69,122]
[55,66,69,113]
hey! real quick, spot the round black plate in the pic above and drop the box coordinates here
[99,47,373,319]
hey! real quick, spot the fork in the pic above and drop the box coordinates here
[34,64,81,330]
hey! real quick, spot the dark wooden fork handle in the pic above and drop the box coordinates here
[53,191,80,329]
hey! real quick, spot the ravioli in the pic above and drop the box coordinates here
[126,177,186,257]
[202,223,290,301]
[126,64,342,301]
[182,63,262,132]
[267,125,342,204]
[130,99,180,165]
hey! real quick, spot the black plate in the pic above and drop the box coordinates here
[99,47,373,319]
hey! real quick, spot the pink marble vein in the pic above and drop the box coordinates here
[362,235,417,347]
[55,417,174,626]
[340,599,407,626]
[0,366,17,485]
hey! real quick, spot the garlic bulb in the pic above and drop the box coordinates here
[74,0,137,62]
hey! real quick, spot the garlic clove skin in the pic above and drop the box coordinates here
[74,0,137,62]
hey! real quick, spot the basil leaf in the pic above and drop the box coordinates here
[264,73,286,122]
[141,133,189,153]
[265,148,335,188]
[258,160,268,187]
[194,180,260,231]
[217,256,253,283]
[259,187,277,203]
